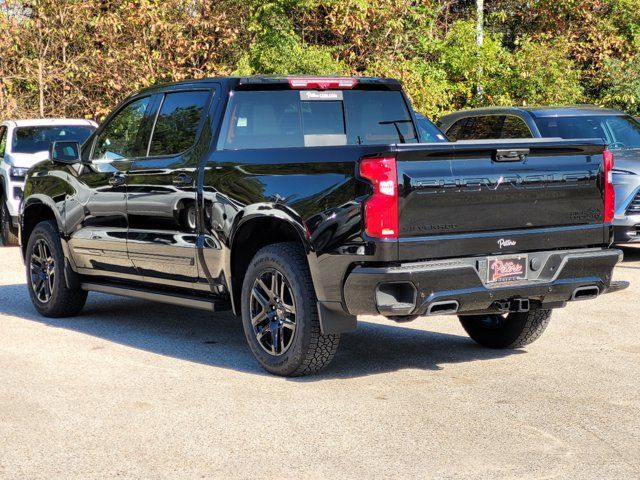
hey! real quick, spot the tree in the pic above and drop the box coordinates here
[0,0,638,121]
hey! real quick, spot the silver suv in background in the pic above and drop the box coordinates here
[0,119,97,245]
[437,106,640,244]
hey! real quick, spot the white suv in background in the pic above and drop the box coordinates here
[0,119,97,245]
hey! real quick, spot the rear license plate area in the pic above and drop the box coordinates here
[487,255,528,284]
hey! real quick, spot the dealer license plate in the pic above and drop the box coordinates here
[487,255,528,283]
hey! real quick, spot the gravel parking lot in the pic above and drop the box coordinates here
[0,245,639,479]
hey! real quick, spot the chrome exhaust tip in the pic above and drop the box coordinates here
[571,286,600,301]
[426,300,460,316]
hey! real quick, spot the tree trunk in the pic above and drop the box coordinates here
[38,59,45,117]
[476,0,484,100]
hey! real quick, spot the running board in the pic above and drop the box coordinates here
[80,282,222,312]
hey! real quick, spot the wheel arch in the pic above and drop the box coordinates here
[227,206,322,316]
[20,197,63,255]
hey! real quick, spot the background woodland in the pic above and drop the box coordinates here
[1,0,639,121]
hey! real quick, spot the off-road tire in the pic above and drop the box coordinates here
[26,220,87,317]
[1,194,19,246]
[241,242,340,376]
[459,309,552,349]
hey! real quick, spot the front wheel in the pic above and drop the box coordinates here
[241,242,340,377]
[458,309,552,349]
[25,220,88,317]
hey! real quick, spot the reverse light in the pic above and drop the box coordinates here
[603,149,615,223]
[288,77,358,90]
[359,156,398,239]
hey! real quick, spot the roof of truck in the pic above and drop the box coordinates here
[134,75,403,95]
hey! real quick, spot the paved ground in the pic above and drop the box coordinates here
[0,246,639,479]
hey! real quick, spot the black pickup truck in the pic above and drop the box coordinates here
[20,76,626,376]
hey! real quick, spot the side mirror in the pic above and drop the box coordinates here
[50,141,81,164]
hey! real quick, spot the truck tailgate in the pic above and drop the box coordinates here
[395,139,609,259]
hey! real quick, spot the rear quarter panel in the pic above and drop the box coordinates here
[200,144,397,304]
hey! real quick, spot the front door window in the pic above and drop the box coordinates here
[92,97,152,160]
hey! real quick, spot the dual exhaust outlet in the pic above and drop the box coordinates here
[377,282,601,318]
[425,298,531,316]
[425,285,600,316]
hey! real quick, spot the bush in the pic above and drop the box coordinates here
[509,38,585,106]
[599,56,640,116]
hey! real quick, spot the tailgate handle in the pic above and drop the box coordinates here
[494,148,529,162]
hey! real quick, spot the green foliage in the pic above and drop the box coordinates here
[433,21,514,108]
[509,38,585,106]
[600,56,640,116]
[367,21,584,116]
[0,0,638,121]
[366,58,455,119]
[235,0,345,75]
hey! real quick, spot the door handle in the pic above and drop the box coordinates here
[109,174,126,187]
[172,173,194,187]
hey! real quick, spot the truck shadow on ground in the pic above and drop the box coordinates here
[621,245,640,262]
[0,283,519,380]
[618,245,640,272]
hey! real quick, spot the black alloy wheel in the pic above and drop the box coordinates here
[30,238,56,303]
[250,268,297,356]
[240,242,340,376]
[25,220,87,317]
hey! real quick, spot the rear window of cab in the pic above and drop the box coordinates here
[218,90,417,150]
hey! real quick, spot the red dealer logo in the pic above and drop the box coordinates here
[488,258,527,283]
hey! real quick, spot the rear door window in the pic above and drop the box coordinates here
[148,90,211,156]
[501,116,533,138]
[445,119,468,141]
[458,115,505,140]
[220,89,416,150]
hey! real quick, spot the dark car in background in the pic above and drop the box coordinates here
[415,113,448,143]
[437,106,640,243]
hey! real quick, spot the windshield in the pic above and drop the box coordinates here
[12,125,94,154]
[534,115,640,149]
[415,114,448,142]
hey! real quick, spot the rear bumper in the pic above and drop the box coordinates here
[343,248,625,317]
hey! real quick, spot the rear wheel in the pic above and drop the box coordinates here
[26,220,87,317]
[241,242,340,376]
[458,309,552,349]
[1,194,19,246]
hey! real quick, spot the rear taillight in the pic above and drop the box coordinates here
[288,77,358,90]
[359,156,398,239]
[603,149,615,223]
